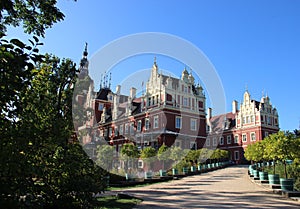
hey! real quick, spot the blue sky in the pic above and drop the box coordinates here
[7,0,300,131]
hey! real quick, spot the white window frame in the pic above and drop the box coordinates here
[125,123,129,134]
[130,122,134,135]
[145,118,150,130]
[213,137,217,146]
[114,126,119,136]
[137,120,142,132]
[175,116,182,129]
[190,118,197,131]
[119,124,124,135]
[206,138,210,146]
[183,97,188,106]
[242,134,247,142]
[234,135,239,143]
[153,115,159,129]
[250,132,256,141]
[220,137,224,145]
[138,160,144,168]
[98,103,104,111]
[227,135,232,144]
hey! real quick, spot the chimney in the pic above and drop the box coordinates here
[130,87,136,99]
[207,107,212,119]
[116,85,121,95]
[232,100,238,114]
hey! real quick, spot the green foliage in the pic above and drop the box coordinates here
[96,145,115,171]
[0,51,106,208]
[140,147,156,159]
[157,144,170,161]
[0,0,75,37]
[120,143,139,173]
[120,143,139,159]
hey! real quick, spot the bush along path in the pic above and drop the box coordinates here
[245,131,300,200]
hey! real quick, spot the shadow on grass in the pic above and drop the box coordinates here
[95,195,142,209]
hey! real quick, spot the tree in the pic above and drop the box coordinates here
[120,143,139,173]
[96,145,115,172]
[157,144,170,170]
[140,147,157,171]
[0,0,75,37]
[276,131,298,178]
[1,54,106,208]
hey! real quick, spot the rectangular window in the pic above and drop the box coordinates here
[251,115,254,123]
[175,116,182,129]
[138,160,144,168]
[220,137,224,145]
[190,118,197,131]
[190,142,196,150]
[109,127,112,136]
[119,124,124,135]
[234,151,239,160]
[137,120,142,132]
[246,116,250,123]
[98,103,104,111]
[183,97,188,106]
[125,123,129,134]
[213,137,217,146]
[130,122,134,135]
[145,118,150,130]
[206,138,210,146]
[227,135,232,144]
[242,117,246,124]
[242,134,247,142]
[153,115,159,129]
[250,132,256,141]
[265,131,269,137]
[114,126,119,136]
[234,135,239,143]
[175,140,182,147]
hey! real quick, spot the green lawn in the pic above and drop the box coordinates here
[95,195,142,209]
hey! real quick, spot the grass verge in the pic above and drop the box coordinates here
[95,195,142,209]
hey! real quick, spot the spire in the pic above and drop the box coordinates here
[83,42,88,57]
[79,42,89,78]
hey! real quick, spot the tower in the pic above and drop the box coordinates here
[79,42,89,78]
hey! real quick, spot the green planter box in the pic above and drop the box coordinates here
[253,169,259,178]
[182,167,189,174]
[268,174,280,185]
[280,178,294,191]
[259,171,268,181]
[125,173,135,181]
[159,169,167,177]
[172,168,178,175]
[144,172,152,179]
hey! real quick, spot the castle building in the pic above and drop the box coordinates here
[95,59,207,154]
[76,46,279,164]
[207,90,279,163]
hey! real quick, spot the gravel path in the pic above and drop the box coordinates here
[116,165,300,209]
